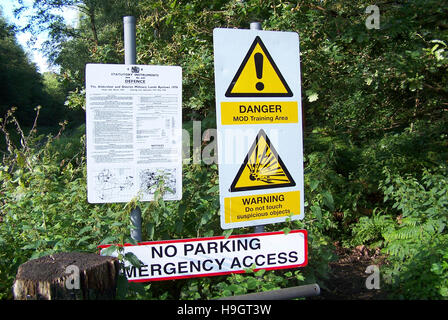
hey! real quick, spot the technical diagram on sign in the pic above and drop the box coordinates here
[94,168,134,202]
[230,129,295,192]
[225,36,292,97]
[139,167,177,199]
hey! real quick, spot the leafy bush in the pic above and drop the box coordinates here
[350,210,393,248]
[0,110,145,299]
[349,166,448,299]
[380,167,448,299]
[0,112,335,299]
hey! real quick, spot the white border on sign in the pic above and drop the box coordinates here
[98,230,308,282]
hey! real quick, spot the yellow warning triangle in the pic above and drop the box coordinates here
[230,129,295,192]
[225,36,293,97]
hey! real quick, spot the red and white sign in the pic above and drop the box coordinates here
[98,230,307,282]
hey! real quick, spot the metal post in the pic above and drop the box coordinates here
[124,16,142,242]
[250,21,262,30]
[130,206,142,242]
[124,16,137,65]
[250,21,265,234]
[218,284,321,300]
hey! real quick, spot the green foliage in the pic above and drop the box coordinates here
[0,14,44,126]
[0,10,77,130]
[348,167,448,299]
[0,112,134,299]
[2,0,448,300]
[350,210,393,248]
[0,114,333,300]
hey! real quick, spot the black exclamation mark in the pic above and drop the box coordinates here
[254,52,264,91]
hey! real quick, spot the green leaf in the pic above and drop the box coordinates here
[125,252,143,268]
[158,197,166,209]
[312,205,323,223]
[244,263,256,273]
[246,277,258,290]
[223,229,233,238]
[255,269,266,277]
[306,89,319,102]
[310,179,319,191]
[322,191,335,211]
[146,222,155,240]
[76,235,91,245]
[227,284,239,292]
[207,185,219,194]
[440,287,448,297]
[431,263,443,275]
[99,236,117,245]
[22,242,40,250]
[308,93,318,102]
[79,226,92,235]
[100,245,117,256]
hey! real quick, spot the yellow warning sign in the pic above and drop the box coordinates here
[220,101,298,125]
[225,36,293,97]
[230,129,295,192]
[224,190,301,223]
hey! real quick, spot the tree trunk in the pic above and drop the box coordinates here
[13,252,120,300]
[88,6,99,45]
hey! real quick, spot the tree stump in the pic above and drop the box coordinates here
[13,252,120,300]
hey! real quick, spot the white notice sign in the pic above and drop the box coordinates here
[86,64,182,203]
[99,230,307,282]
[213,28,305,229]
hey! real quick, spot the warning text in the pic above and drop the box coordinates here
[99,230,307,282]
[224,190,300,223]
[221,101,298,125]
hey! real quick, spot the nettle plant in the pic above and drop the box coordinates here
[0,109,130,299]
[0,110,326,300]
[351,166,448,299]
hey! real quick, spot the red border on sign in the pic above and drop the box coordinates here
[98,230,308,282]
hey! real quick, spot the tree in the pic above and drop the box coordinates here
[16,0,140,87]
[0,12,45,125]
